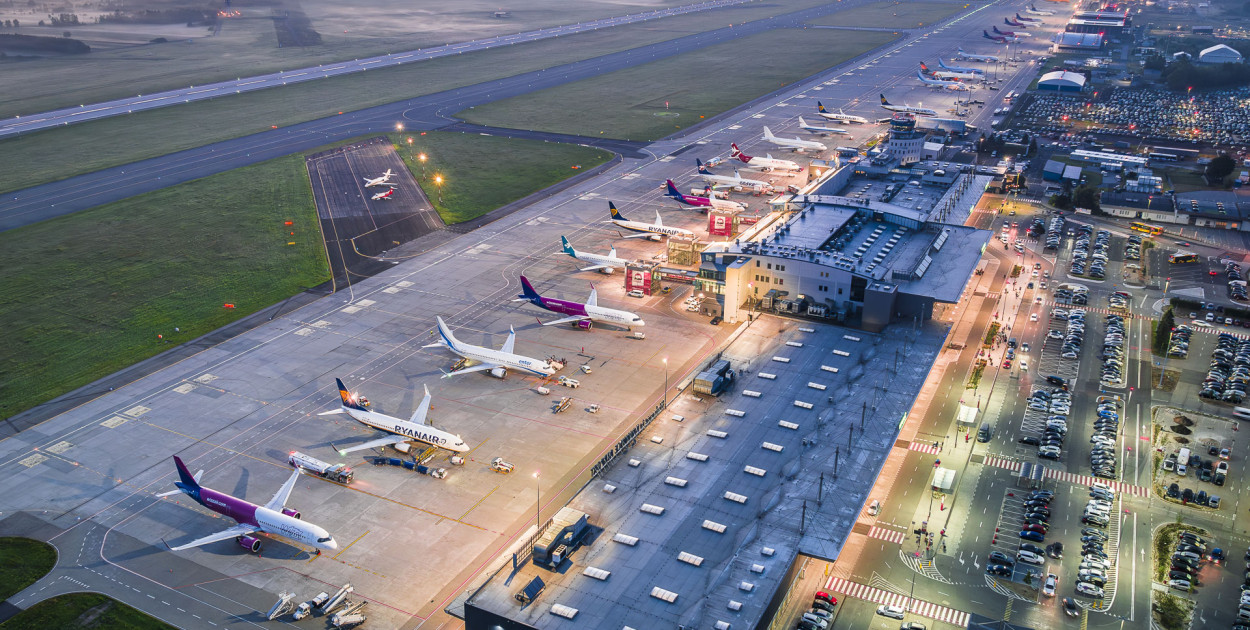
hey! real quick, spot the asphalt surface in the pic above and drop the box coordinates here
[0,0,888,233]
[0,0,752,139]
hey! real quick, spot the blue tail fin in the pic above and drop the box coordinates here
[518,276,543,305]
[817,101,828,113]
[560,236,577,257]
[335,378,367,411]
[696,158,710,174]
[664,179,683,200]
[609,202,626,221]
[172,456,200,489]
[880,93,890,105]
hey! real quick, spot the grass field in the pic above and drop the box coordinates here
[0,0,836,195]
[0,592,175,630]
[456,27,900,141]
[0,155,327,421]
[806,1,966,28]
[389,133,612,224]
[0,538,56,602]
[0,0,704,118]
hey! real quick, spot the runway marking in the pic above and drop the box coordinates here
[333,530,369,560]
[459,485,499,521]
[824,577,970,627]
[868,526,906,544]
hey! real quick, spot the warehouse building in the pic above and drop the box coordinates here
[1052,31,1105,50]
[1198,44,1244,65]
[1037,70,1087,92]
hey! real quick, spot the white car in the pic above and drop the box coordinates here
[1076,582,1104,597]
[876,604,906,619]
[1080,559,1108,571]
[1043,573,1057,597]
[1168,579,1191,592]
[1030,313,1039,322]
[1017,550,1044,565]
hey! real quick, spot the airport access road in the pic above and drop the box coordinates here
[0,0,751,139]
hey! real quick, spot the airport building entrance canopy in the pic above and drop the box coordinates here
[957,403,978,426]
[933,467,955,492]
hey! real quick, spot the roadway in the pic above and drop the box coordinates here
[0,0,752,139]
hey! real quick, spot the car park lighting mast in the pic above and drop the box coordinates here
[434,174,444,204]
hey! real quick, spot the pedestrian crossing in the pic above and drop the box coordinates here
[908,441,941,455]
[900,549,954,584]
[981,456,1148,496]
[868,526,907,544]
[824,577,971,627]
[1041,302,1140,319]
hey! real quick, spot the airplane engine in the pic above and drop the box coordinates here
[237,535,262,553]
[648,235,662,242]
[576,320,593,331]
[599,267,615,275]
[281,507,302,520]
[490,367,507,379]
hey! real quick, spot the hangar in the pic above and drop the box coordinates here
[1199,44,1243,65]
[1037,70,1086,92]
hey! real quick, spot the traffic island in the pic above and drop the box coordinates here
[1151,590,1195,630]
[1151,523,1211,583]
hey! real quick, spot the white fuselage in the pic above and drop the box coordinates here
[932,69,978,81]
[763,134,827,152]
[613,217,695,238]
[940,61,984,74]
[883,104,938,117]
[253,507,335,550]
[705,196,746,211]
[740,155,801,172]
[439,335,556,377]
[818,112,868,124]
[699,171,771,189]
[799,123,849,135]
[574,250,629,270]
[962,53,1000,62]
[343,406,470,452]
[585,305,646,327]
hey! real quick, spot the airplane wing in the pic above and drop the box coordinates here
[263,468,303,511]
[541,315,591,327]
[619,232,655,239]
[410,385,432,425]
[587,287,598,307]
[333,434,410,455]
[578,263,608,272]
[501,326,517,355]
[168,523,257,551]
[441,362,502,378]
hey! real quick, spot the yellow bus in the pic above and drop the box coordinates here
[1169,252,1200,264]
[1129,221,1163,236]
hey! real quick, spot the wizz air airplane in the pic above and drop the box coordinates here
[729,143,802,172]
[917,71,971,91]
[559,236,629,273]
[879,94,938,117]
[363,169,395,187]
[696,159,773,190]
[371,189,395,201]
[958,47,1000,62]
[158,456,337,554]
[939,58,985,75]
[815,102,868,124]
[515,276,644,330]
[1025,4,1055,15]
[983,29,1014,43]
[424,317,561,378]
[797,116,849,135]
[608,203,696,240]
[994,25,1031,37]
[321,378,469,455]
[1015,12,1043,22]
[761,126,827,153]
[920,62,979,82]
[665,179,745,212]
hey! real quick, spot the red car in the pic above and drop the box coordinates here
[815,591,837,605]
[1023,523,1048,534]
[1003,359,1013,369]
[1209,270,1219,276]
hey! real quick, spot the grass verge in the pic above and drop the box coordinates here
[457,27,899,141]
[805,1,965,28]
[1153,523,1209,582]
[967,362,985,389]
[0,0,836,195]
[984,322,1000,347]
[389,132,612,224]
[0,538,56,602]
[0,592,175,629]
[0,155,327,420]
[1152,591,1196,630]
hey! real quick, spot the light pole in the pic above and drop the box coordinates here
[533,471,541,527]
[662,357,669,407]
[434,174,443,204]
[418,153,427,179]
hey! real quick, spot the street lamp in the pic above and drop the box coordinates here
[533,471,541,527]
[418,153,427,178]
[662,357,669,407]
[434,174,443,204]
[395,122,404,132]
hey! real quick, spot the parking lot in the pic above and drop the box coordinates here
[1016,87,1250,147]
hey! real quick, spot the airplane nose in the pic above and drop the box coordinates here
[635,319,646,327]
[325,538,339,551]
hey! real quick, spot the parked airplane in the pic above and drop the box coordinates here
[559,236,629,273]
[917,71,971,91]
[938,58,985,75]
[1015,12,1043,22]
[1025,3,1055,15]
[816,102,869,124]
[371,189,395,201]
[424,317,561,378]
[958,47,1001,62]
[665,179,745,211]
[879,94,938,117]
[797,116,849,135]
[983,29,1014,43]
[516,276,644,330]
[920,62,979,81]
[994,25,1032,37]
[362,169,395,187]
[696,159,773,192]
[1004,17,1030,28]
[158,456,337,553]
[761,126,828,153]
[321,378,469,455]
[608,203,696,239]
[729,143,802,172]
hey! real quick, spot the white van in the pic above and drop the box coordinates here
[867,500,881,516]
